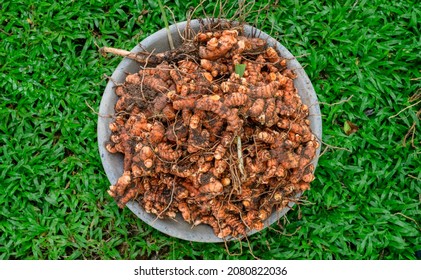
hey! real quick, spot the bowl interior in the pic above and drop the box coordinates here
[98,19,322,242]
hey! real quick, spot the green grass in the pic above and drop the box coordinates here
[0,0,419,260]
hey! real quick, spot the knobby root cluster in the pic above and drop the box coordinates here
[104,24,319,238]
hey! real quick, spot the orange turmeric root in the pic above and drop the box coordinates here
[199,30,238,60]
[104,24,318,239]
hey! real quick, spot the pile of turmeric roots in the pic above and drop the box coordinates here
[104,25,319,238]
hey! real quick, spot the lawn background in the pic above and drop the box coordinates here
[0,0,419,260]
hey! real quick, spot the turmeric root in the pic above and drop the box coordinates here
[149,122,165,144]
[172,97,196,110]
[108,171,132,198]
[256,131,277,144]
[157,143,181,162]
[195,96,242,133]
[187,128,210,153]
[223,92,249,107]
[195,31,222,42]
[203,113,224,142]
[250,81,280,99]
[244,55,265,85]
[214,144,227,160]
[104,24,318,239]
[199,30,238,60]
[247,98,265,118]
[200,179,223,194]
[201,59,229,77]
[277,118,313,142]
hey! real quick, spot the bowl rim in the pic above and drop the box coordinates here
[98,19,322,242]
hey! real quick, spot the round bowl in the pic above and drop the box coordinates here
[98,19,322,242]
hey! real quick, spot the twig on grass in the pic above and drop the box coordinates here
[293,53,311,59]
[349,0,359,13]
[315,135,351,158]
[244,234,259,260]
[0,28,12,36]
[393,212,420,230]
[223,237,243,257]
[390,89,421,147]
[407,174,420,181]
[389,89,421,119]
[403,122,417,148]
[389,99,421,119]
[85,100,112,118]
[318,95,354,107]
[269,225,302,237]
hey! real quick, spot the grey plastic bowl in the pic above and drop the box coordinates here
[98,19,322,242]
